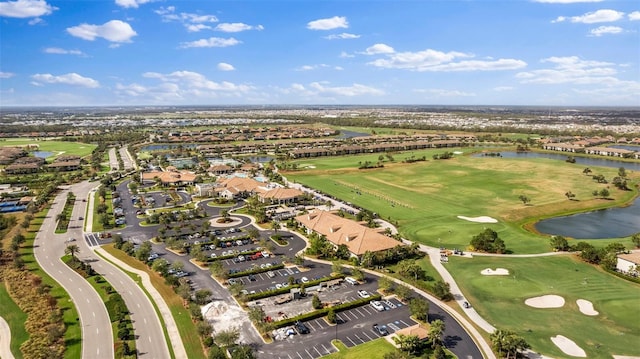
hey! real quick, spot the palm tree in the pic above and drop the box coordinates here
[428,319,445,347]
[65,244,80,259]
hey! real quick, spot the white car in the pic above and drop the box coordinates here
[383,300,396,309]
[301,276,309,283]
[357,290,370,298]
[370,300,385,311]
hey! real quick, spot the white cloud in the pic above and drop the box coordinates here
[0,71,15,78]
[556,9,625,23]
[415,88,476,97]
[215,22,264,32]
[186,24,212,32]
[516,56,619,84]
[629,11,640,21]
[217,63,235,71]
[115,0,153,8]
[533,0,603,3]
[43,47,85,56]
[493,86,514,92]
[179,37,241,48]
[67,20,137,43]
[589,25,623,36]
[340,51,355,58]
[31,73,99,88]
[307,16,348,30]
[0,0,56,18]
[364,43,395,55]
[138,70,253,101]
[366,46,526,72]
[324,32,360,40]
[155,6,219,31]
[308,82,384,96]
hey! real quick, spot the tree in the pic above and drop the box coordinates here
[247,228,260,241]
[632,233,640,248]
[331,261,344,275]
[395,283,413,302]
[209,261,227,279]
[564,191,576,200]
[393,333,423,355]
[136,241,152,262]
[428,319,445,347]
[312,294,322,309]
[214,328,240,348]
[408,297,429,322]
[432,280,453,301]
[491,329,530,359]
[583,167,592,176]
[326,308,336,324]
[378,276,395,293]
[334,244,350,260]
[170,261,184,273]
[518,195,530,205]
[470,228,506,253]
[230,344,255,359]
[397,259,425,281]
[65,244,79,259]
[550,235,569,251]
[618,167,627,178]
[207,346,226,359]
[194,289,212,305]
[599,188,610,198]
[350,267,365,282]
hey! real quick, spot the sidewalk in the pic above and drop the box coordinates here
[0,316,15,359]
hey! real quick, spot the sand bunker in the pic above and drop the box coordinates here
[481,268,510,275]
[576,299,598,316]
[525,295,565,308]
[457,215,498,223]
[551,335,586,357]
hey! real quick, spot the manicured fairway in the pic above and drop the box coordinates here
[446,254,640,359]
[0,138,96,158]
[286,149,638,253]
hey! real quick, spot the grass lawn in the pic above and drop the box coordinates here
[323,339,398,359]
[102,244,206,359]
[286,148,639,253]
[0,284,29,359]
[446,254,640,359]
[0,138,96,158]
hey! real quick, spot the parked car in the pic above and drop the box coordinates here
[357,290,371,298]
[370,300,385,311]
[294,321,310,334]
[463,301,471,309]
[383,300,397,309]
[372,324,389,336]
[345,276,359,285]
[301,276,309,283]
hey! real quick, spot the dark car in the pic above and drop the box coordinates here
[372,324,389,336]
[294,321,310,334]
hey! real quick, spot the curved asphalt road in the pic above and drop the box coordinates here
[34,183,114,359]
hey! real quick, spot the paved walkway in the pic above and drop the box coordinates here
[0,316,14,359]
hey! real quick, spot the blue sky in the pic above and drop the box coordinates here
[0,0,638,106]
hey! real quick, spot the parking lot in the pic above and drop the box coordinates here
[259,296,415,359]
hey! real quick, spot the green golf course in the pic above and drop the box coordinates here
[286,148,639,253]
[447,254,640,359]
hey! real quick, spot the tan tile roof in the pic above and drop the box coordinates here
[217,176,264,193]
[296,210,401,255]
[142,170,197,184]
[394,324,430,340]
[259,187,303,200]
[618,251,640,265]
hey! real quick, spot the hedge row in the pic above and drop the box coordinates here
[605,268,640,284]
[243,274,345,301]
[272,294,382,329]
[228,263,285,278]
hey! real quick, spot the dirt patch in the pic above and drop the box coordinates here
[202,300,252,342]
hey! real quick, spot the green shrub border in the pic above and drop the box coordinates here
[271,294,382,329]
[243,274,346,301]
